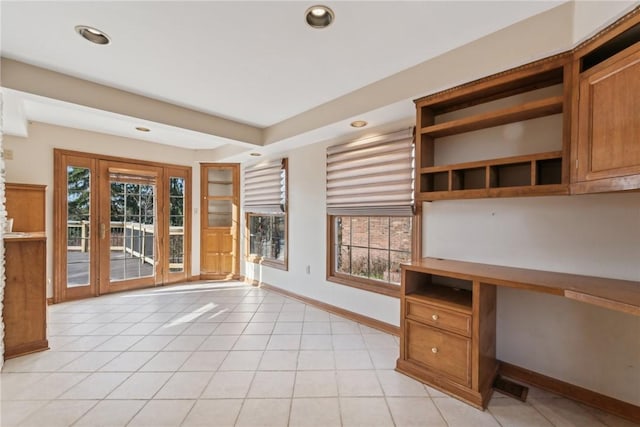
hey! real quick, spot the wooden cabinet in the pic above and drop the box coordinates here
[572,24,640,193]
[396,258,640,411]
[200,164,240,279]
[413,9,640,200]
[414,58,570,201]
[5,183,46,232]
[397,267,496,409]
[3,183,48,359]
[3,234,48,358]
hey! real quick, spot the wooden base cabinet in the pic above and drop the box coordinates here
[3,234,48,359]
[397,267,497,409]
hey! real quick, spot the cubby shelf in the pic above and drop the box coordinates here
[421,96,563,138]
[414,56,571,201]
[418,151,567,201]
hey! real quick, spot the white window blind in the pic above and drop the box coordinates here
[244,158,287,214]
[109,168,157,185]
[326,128,414,216]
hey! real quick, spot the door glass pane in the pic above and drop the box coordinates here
[208,200,232,227]
[208,169,233,197]
[66,166,91,287]
[110,179,156,282]
[169,177,185,272]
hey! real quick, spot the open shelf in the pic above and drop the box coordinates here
[414,58,570,201]
[420,96,563,138]
[418,151,565,200]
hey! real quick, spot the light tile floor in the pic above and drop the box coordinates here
[0,281,636,426]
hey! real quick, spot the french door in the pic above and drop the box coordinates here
[98,160,163,294]
[54,150,191,302]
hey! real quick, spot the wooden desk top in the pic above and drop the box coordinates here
[3,232,46,242]
[404,257,640,316]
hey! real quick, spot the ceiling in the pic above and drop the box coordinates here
[0,1,578,158]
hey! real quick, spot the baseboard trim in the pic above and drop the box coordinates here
[247,279,400,336]
[188,275,201,282]
[46,297,54,305]
[499,361,640,424]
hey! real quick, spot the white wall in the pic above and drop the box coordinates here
[3,122,201,296]
[243,138,401,325]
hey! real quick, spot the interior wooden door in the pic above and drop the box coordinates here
[98,160,165,294]
[200,163,239,279]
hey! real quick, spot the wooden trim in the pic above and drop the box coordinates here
[412,202,422,261]
[327,274,401,299]
[245,255,288,271]
[499,361,640,424]
[326,214,407,299]
[572,5,640,59]
[396,358,491,409]
[414,53,570,107]
[3,340,49,360]
[246,278,400,336]
[188,275,201,281]
[52,148,191,170]
[46,297,54,305]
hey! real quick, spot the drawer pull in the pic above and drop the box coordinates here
[431,314,439,321]
[431,347,438,354]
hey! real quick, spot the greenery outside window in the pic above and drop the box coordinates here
[244,158,288,270]
[329,215,411,296]
[247,214,286,268]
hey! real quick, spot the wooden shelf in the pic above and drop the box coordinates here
[421,96,563,138]
[405,257,640,316]
[418,151,566,200]
[406,288,472,314]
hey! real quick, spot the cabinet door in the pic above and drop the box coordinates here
[575,43,640,190]
[200,164,239,278]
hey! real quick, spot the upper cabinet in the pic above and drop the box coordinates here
[414,7,640,201]
[414,56,572,201]
[572,13,640,194]
[5,183,46,232]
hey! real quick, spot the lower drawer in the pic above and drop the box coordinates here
[405,320,471,386]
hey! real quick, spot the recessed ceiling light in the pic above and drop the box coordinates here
[250,152,262,157]
[350,120,368,128]
[305,5,334,29]
[75,25,110,45]
[135,126,150,132]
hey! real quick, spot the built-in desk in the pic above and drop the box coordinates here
[396,257,640,420]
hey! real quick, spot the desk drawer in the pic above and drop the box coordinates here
[406,299,471,337]
[406,320,471,386]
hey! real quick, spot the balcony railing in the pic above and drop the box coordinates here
[67,221,184,270]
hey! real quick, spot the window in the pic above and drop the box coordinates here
[334,216,411,283]
[244,158,288,270]
[326,129,415,297]
[247,214,286,263]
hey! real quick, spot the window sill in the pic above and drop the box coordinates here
[246,256,288,271]
[327,274,400,298]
